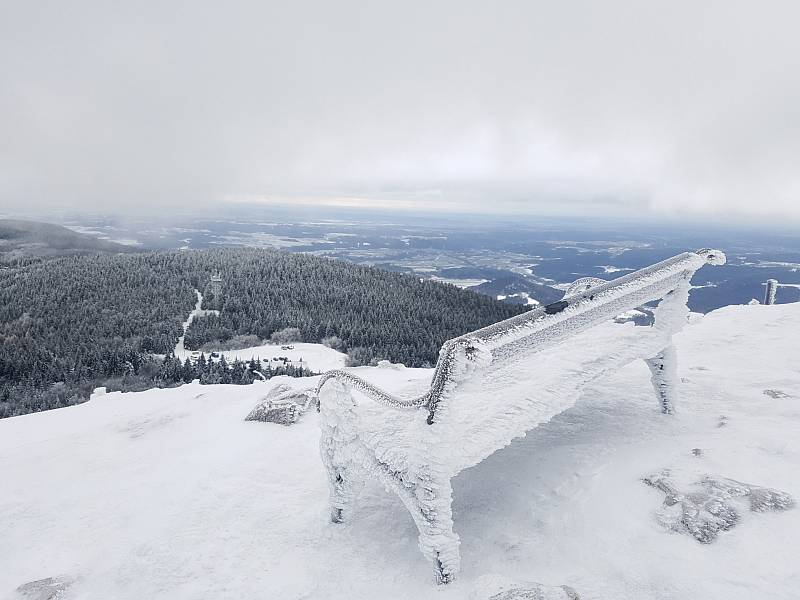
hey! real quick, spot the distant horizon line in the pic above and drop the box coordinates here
[2,200,800,234]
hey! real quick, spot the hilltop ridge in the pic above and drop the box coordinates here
[0,219,133,261]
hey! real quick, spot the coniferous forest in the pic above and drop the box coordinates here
[0,248,525,417]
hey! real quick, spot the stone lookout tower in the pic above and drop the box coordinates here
[210,272,223,307]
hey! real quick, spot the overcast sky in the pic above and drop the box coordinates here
[2,1,798,221]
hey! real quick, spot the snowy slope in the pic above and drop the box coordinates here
[2,304,799,599]
[177,340,347,373]
[205,342,347,373]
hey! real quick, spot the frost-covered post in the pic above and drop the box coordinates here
[764,279,778,305]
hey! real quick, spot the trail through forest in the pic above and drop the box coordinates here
[174,290,218,357]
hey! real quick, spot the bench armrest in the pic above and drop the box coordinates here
[315,369,431,411]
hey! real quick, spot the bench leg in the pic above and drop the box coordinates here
[392,472,461,584]
[645,343,678,414]
[319,379,460,581]
[319,380,367,523]
[324,458,367,524]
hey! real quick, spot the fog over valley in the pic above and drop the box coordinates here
[2,1,799,222]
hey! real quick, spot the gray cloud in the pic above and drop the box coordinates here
[2,0,799,221]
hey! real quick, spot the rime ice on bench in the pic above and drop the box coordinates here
[312,249,725,584]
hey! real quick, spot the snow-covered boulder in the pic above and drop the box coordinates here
[643,469,794,543]
[15,575,74,600]
[245,382,314,425]
[376,359,405,370]
[471,574,580,599]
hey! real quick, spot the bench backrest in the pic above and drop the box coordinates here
[427,250,724,406]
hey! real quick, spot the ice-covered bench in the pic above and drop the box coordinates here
[311,249,725,583]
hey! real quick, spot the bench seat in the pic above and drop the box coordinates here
[346,313,682,480]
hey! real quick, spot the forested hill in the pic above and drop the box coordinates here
[0,248,526,417]
[0,219,132,260]
[184,249,526,366]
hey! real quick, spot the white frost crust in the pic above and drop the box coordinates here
[563,276,606,297]
[319,380,368,522]
[645,344,679,414]
[319,380,461,581]
[313,249,724,582]
[764,279,778,305]
[315,251,721,475]
[314,249,723,422]
[432,278,693,474]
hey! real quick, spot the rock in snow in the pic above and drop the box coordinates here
[472,574,580,599]
[643,470,794,543]
[1,303,799,599]
[244,383,313,425]
[16,576,74,600]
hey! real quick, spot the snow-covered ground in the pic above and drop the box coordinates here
[430,276,490,289]
[598,265,634,274]
[2,304,799,599]
[205,342,347,373]
[497,291,540,306]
